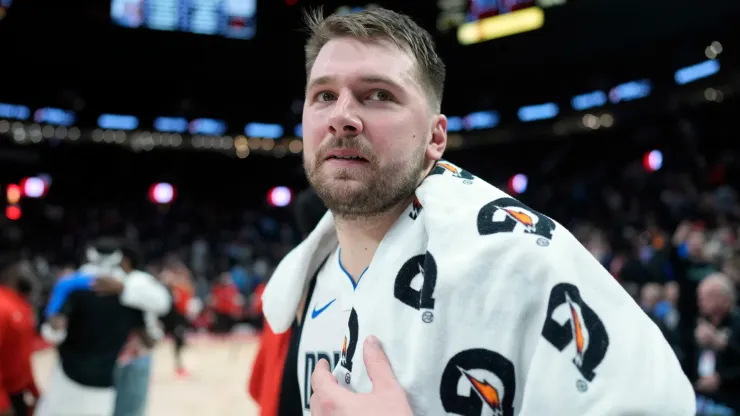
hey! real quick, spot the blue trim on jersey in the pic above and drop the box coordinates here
[337,248,368,291]
[45,272,95,318]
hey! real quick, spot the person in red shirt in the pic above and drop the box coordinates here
[0,256,39,416]
[160,263,200,378]
[209,272,243,338]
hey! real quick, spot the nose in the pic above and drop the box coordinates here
[328,93,363,137]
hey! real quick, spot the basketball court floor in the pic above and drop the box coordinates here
[32,334,261,415]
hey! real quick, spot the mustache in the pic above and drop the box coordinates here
[316,136,376,162]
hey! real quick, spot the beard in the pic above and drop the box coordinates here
[305,136,427,220]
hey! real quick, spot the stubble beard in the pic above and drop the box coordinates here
[305,139,427,221]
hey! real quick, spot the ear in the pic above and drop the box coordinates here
[426,114,447,161]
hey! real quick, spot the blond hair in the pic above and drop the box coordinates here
[303,7,446,111]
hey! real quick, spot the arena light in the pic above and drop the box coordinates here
[0,102,31,120]
[97,114,139,130]
[463,111,499,130]
[33,107,76,126]
[508,174,528,194]
[643,150,663,172]
[20,176,48,198]
[674,59,720,85]
[571,91,607,111]
[457,7,544,45]
[6,184,21,204]
[267,186,293,207]
[148,182,176,204]
[245,123,284,139]
[6,205,21,221]
[188,118,227,136]
[518,103,559,122]
[609,80,652,103]
[154,117,188,133]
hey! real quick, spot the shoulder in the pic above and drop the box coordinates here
[127,270,158,282]
[420,161,557,245]
[420,164,562,264]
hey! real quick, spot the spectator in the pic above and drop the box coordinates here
[693,273,740,412]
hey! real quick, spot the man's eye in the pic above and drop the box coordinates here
[368,90,392,101]
[316,92,336,102]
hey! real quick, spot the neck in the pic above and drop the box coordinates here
[332,161,437,282]
[334,198,412,282]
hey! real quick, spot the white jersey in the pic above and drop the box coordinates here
[296,248,356,414]
[264,160,695,416]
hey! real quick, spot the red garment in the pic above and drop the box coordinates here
[248,320,292,416]
[210,283,242,317]
[172,284,193,316]
[251,283,266,316]
[0,287,38,413]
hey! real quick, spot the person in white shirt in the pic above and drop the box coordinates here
[262,7,696,416]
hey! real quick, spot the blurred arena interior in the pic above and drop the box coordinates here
[2,0,740,414]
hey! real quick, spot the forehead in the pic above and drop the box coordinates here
[699,280,719,293]
[308,37,418,89]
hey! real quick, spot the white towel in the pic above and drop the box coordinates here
[263,160,695,415]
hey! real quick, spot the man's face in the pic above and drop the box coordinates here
[687,230,706,258]
[302,37,446,218]
[697,282,715,317]
[697,281,728,317]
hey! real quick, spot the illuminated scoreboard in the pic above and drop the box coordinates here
[438,0,567,45]
[111,0,257,40]
[467,0,536,21]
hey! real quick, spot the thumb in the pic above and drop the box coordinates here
[311,359,342,394]
[363,335,398,390]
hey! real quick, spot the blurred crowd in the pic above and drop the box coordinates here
[1,125,739,414]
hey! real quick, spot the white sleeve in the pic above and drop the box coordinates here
[120,271,172,316]
[40,322,67,345]
[517,247,696,415]
[143,312,164,341]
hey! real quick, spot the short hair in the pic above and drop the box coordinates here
[304,7,446,111]
[701,273,736,305]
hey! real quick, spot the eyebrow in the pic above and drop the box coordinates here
[306,74,405,93]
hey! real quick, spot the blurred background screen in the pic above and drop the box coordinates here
[1,0,740,414]
[110,0,257,39]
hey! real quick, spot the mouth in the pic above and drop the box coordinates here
[324,149,369,163]
[326,155,368,162]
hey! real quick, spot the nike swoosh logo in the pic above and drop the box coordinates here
[311,299,337,319]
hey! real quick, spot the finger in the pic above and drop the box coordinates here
[363,335,398,390]
[311,359,340,393]
[310,359,348,413]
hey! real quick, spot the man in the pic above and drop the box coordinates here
[209,272,243,338]
[693,273,740,412]
[0,256,39,416]
[249,187,328,416]
[261,7,695,416]
[159,261,197,378]
[36,238,170,416]
[111,242,170,416]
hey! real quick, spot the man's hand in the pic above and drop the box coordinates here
[711,330,729,351]
[309,335,412,416]
[695,320,717,348]
[93,276,125,296]
[49,315,67,331]
[694,372,721,393]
